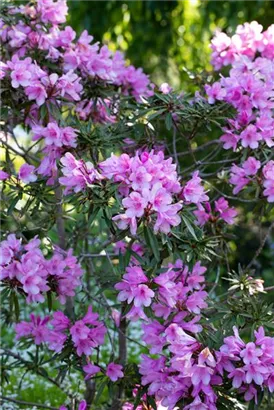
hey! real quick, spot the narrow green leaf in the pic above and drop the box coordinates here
[47,291,52,312]
[182,215,198,241]
[165,113,173,131]
[13,292,20,321]
[95,378,107,404]
[143,225,160,262]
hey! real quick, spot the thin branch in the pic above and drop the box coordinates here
[245,220,274,271]
[0,396,59,410]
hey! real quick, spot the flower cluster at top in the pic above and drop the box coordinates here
[206,22,274,203]
[205,55,274,152]
[210,21,274,70]
[15,306,106,356]
[229,157,274,202]
[1,0,153,101]
[0,0,153,184]
[0,234,83,304]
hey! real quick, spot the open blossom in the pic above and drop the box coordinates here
[263,160,274,202]
[32,123,78,148]
[18,163,37,183]
[229,157,262,195]
[0,170,10,180]
[25,82,47,106]
[229,156,274,202]
[115,265,154,314]
[83,363,101,380]
[59,152,101,194]
[106,363,124,382]
[182,171,209,204]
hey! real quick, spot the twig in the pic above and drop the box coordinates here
[0,396,59,410]
[245,220,274,271]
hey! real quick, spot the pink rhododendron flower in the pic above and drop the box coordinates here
[106,363,124,382]
[18,163,37,183]
[0,170,9,180]
[83,363,101,380]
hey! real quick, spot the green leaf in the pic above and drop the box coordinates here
[133,387,146,409]
[88,206,100,227]
[165,113,173,131]
[143,225,160,262]
[13,292,20,321]
[182,215,198,241]
[8,197,19,215]
[47,291,52,312]
[95,378,107,404]
[147,396,157,410]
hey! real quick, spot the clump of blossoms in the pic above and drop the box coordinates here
[205,55,274,152]
[218,326,274,401]
[98,150,208,234]
[194,197,238,226]
[15,306,107,357]
[0,162,38,184]
[206,22,274,210]
[0,234,83,304]
[210,21,274,70]
[59,150,208,235]
[229,157,274,202]
[139,325,274,410]
[0,0,153,185]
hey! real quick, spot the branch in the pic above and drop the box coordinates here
[0,396,59,410]
[245,220,274,271]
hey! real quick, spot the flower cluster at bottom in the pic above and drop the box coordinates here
[139,323,274,409]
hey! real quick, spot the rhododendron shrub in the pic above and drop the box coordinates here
[1,1,274,409]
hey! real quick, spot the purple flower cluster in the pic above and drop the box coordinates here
[206,57,274,151]
[99,151,208,235]
[230,157,274,202]
[194,197,238,226]
[0,234,83,304]
[115,258,207,322]
[1,0,153,103]
[218,326,274,402]
[139,324,274,409]
[210,21,274,70]
[0,0,153,185]
[15,306,106,356]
